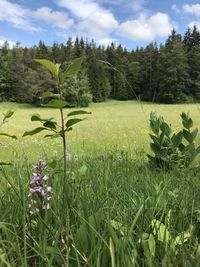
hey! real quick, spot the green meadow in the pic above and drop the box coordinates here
[2,100,200,160]
[1,100,200,266]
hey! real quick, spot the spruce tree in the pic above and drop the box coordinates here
[157,30,190,103]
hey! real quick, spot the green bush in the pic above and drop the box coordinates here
[148,111,200,169]
[64,77,92,107]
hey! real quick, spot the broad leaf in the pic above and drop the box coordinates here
[67,110,91,117]
[44,133,60,139]
[171,131,183,147]
[3,110,14,123]
[183,129,193,143]
[191,128,198,140]
[41,91,60,99]
[0,162,12,166]
[66,118,84,129]
[0,133,17,139]
[151,219,171,244]
[23,127,47,137]
[46,99,67,108]
[34,59,59,78]
[60,57,83,84]
[43,121,57,129]
[160,122,171,137]
[31,114,55,122]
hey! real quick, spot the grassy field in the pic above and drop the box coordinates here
[2,100,200,161]
[1,100,200,266]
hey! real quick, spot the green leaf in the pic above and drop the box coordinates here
[0,162,12,166]
[181,112,193,129]
[160,122,171,137]
[23,127,47,137]
[41,91,60,99]
[183,129,193,143]
[196,145,200,154]
[67,110,91,117]
[174,231,191,246]
[151,219,171,244]
[3,110,14,123]
[149,134,160,147]
[46,99,67,108]
[31,114,42,122]
[0,133,17,139]
[150,143,160,154]
[56,63,61,75]
[171,131,183,147]
[43,121,57,129]
[148,234,156,257]
[191,128,198,140]
[66,118,84,129]
[44,133,60,139]
[60,57,83,84]
[34,59,59,78]
[31,114,55,122]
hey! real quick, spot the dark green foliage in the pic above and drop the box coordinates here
[64,75,92,107]
[2,26,200,105]
[148,112,200,169]
[126,61,143,99]
[157,31,190,103]
[115,72,128,100]
[0,110,17,165]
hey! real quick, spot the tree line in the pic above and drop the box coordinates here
[1,26,200,106]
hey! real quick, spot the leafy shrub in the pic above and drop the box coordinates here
[148,112,200,169]
[64,76,92,107]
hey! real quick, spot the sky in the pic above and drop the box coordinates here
[0,0,200,49]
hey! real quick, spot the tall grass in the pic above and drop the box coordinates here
[1,151,200,266]
[1,101,200,266]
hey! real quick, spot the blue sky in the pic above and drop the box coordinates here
[0,0,200,49]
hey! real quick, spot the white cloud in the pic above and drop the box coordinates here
[33,7,73,29]
[118,12,173,41]
[183,4,200,17]
[0,0,73,33]
[77,11,118,38]
[97,37,116,46]
[56,0,104,19]
[0,0,39,32]
[0,39,16,48]
[56,0,118,40]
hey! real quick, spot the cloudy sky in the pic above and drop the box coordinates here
[0,0,200,49]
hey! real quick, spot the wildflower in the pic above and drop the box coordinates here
[28,159,52,215]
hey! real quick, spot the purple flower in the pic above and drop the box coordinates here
[28,160,52,215]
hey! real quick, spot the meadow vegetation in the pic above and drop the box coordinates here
[1,100,200,266]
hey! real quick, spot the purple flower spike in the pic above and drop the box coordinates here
[28,160,52,215]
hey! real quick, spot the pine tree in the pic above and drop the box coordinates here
[183,26,200,99]
[142,43,159,102]
[126,61,143,99]
[157,30,190,103]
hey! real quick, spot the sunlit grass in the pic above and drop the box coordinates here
[1,100,200,266]
[1,100,200,161]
